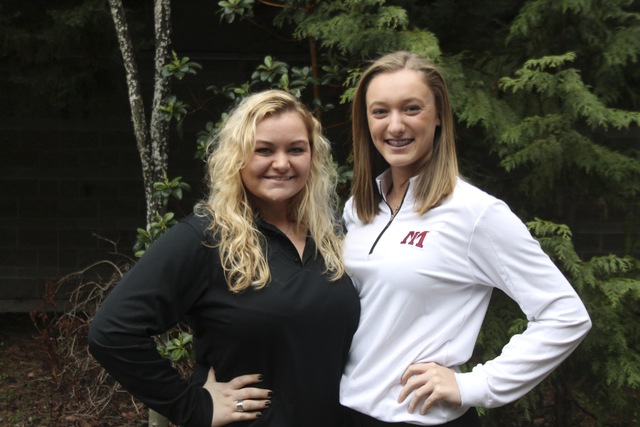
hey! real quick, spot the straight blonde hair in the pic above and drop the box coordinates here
[351,51,459,223]
[196,90,345,293]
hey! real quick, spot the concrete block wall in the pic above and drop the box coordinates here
[573,210,634,260]
[0,117,202,312]
[571,128,640,260]
[1,116,637,311]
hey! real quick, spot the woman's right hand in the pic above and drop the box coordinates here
[203,367,272,426]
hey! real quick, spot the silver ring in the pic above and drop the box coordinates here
[236,400,245,412]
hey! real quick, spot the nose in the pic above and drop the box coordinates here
[272,152,290,170]
[388,110,405,135]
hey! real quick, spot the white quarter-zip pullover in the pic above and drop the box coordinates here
[340,171,591,424]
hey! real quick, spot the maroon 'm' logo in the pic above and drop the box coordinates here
[400,231,429,248]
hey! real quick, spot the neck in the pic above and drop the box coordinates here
[263,213,304,240]
[253,199,289,223]
[389,172,412,198]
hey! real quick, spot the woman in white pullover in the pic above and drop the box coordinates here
[340,51,591,426]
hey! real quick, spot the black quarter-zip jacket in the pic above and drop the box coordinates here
[89,214,360,427]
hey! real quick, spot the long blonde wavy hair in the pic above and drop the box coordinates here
[351,51,459,223]
[196,89,345,293]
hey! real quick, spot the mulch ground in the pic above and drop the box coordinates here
[0,313,146,427]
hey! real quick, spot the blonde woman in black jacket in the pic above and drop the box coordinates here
[89,90,360,427]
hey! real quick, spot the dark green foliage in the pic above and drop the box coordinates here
[218,0,254,24]
[535,219,640,424]
[157,331,194,364]
[497,52,640,214]
[472,219,640,425]
[162,51,202,80]
[507,0,640,107]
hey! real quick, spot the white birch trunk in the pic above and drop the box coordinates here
[107,1,173,426]
[150,0,172,190]
[107,0,171,227]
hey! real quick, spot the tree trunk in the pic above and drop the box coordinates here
[149,0,172,217]
[146,6,173,427]
[107,1,173,426]
[148,408,171,427]
[107,0,171,226]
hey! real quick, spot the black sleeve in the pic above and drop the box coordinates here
[88,217,213,427]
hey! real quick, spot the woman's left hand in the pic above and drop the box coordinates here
[398,362,461,415]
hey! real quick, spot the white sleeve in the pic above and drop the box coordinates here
[455,201,591,408]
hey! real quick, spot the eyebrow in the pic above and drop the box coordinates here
[255,139,310,146]
[368,97,426,107]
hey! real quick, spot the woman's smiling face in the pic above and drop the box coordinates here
[240,110,311,212]
[365,68,441,178]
